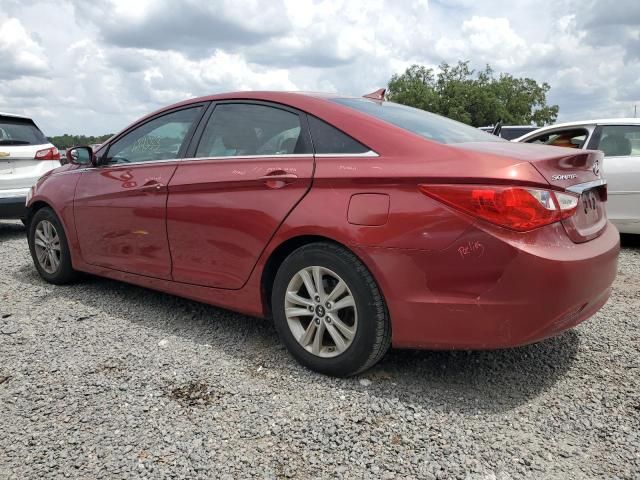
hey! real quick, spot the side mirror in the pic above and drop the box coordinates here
[66,146,97,166]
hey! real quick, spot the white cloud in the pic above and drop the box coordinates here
[0,18,49,80]
[0,0,638,135]
[436,16,527,69]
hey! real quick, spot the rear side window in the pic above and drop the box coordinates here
[331,98,500,144]
[525,128,588,149]
[596,125,640,157]
[196,103,308,158]
[0,117,47,146]
[307,116,369,154]
[500,127,537,140]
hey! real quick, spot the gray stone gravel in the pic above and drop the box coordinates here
[0,220,639,479]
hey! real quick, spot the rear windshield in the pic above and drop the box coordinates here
[331,98,502,145]
[0,117,47,146]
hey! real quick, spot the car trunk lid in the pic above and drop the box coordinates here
[452,142,607,243]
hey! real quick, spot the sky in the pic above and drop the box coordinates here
[1,0,639,136]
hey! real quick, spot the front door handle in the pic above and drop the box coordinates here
[258,171,298,189]
[140,180,166,193]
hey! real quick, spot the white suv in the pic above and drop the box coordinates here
[0,112,61,220]
[514,118,640,234]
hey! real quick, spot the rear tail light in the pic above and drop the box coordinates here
[34,147,60,161]
[419,184,579,232]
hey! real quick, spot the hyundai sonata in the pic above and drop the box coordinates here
[25,91,619,376]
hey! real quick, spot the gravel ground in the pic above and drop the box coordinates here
[0,220,638,479]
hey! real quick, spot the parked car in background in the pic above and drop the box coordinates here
[479,125,539,140]
[24,91,618,376]
[514,119,640,234]
[0,112,60,221]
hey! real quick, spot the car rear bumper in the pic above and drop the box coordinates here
[355,221,620,350]
[0,195,27,219]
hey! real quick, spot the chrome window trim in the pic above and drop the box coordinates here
[54,158,181,172]
[566,179,606,194]
[53,169,87,175]
[182,154,315,162]
[180,151,379,162]
[100,158,181,167]
[75,150,379,168]
[315,150,379,158]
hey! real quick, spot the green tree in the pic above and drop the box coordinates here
[47,134,114,149]
[387,61,558,127]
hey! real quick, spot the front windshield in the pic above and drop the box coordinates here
[331,98,502,145]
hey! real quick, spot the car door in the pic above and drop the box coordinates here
[74,105,206,279]
[167,101,314,289]
[588,124,640,232]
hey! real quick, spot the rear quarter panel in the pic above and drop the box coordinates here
[252,151,546,315]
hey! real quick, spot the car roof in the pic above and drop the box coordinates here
[103,90,460,159]
[129,91,369,135]
[0,111,31,120]
[531,118,640,130]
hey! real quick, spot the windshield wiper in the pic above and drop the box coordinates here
[0,140,31,145]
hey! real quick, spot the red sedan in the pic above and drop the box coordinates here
[25,91,619,376]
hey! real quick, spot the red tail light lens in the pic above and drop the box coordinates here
[34,147,60,161]
[419,184,579,232]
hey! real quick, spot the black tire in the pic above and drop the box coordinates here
[272,242,391,377]
[28,207,78,284]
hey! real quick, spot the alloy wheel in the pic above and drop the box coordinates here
[284,266,357,358]
[34,220,61,274]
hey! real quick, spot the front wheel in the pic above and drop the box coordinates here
[272,242,390,377]
[28,207,78,284]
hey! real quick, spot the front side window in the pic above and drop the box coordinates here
[525,128,589,149]
[195,103,306,158]
[596,125,640,157]
[105,107,202,164]
[331,97,501,144]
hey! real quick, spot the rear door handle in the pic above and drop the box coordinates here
[258,171,298,188]
[258,172,298,181]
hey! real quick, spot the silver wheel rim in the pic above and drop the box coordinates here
[285,266,357,358]
[34,220,61,274]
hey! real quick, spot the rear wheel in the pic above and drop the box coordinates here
[28,207,78,284]
[272,242,390,376]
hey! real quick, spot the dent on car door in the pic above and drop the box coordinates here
[167,102,315,289]
[74,105,205,278]
[590,125,640,231]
